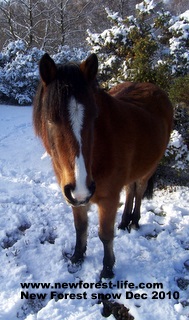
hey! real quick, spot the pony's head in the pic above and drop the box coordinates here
[35,53,98,207]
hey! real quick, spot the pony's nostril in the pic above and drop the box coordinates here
[64,182,95,206]
[64,184,75,202]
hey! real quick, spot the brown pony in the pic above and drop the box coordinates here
[33,53,173,278]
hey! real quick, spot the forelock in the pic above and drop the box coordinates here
[57,62,88,100]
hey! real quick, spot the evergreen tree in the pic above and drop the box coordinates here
[87,0,189,92]
[0,40,87,105]
[0,41,43,105]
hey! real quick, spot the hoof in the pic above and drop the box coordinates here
[63,251,84,274]
[100,266,114,279]
[118,222,127,230]
[118,218,140,232]
[130,220,140,230]
[101,300,135,319]
[63,250,84,264]
[118,215,132,231]
[127,222,140,233]
[68,254,84,274]
[118,222,132,233]
[70,253,84,265]
[67,261,82,274]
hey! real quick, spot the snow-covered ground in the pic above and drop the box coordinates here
[0,104,189,320]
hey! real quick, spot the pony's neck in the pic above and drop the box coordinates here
[95,87,115,114]
[94,87,119,137]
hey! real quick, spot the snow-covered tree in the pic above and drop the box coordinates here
[87,0,189,90]
[0,40,44,104]
[52,45,87,65]
[169,10,189,76]
[0,40,87,105]
[165,130,189,171]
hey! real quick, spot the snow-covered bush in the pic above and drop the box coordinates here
[52,45,87,65]
[0,40,44,105]
[0,41,87,105]
[87,1,189,90]
[2,40,27,61]
[169,10,189,76]
[165,130,189,171]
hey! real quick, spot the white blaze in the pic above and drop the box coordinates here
[68,97,84,144]
[68,97,89,201]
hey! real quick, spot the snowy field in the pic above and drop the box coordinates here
[0,104,189,320]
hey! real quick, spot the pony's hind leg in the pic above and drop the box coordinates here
[118,183,135,231]
[98,196,119,279]
[131,178,150,229]
[71,206,88,264]
[119,177,154,231]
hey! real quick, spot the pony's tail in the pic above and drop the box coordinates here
[143,174,155,200]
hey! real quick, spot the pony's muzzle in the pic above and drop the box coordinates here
[64,181,96,207]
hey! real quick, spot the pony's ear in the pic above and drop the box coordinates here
[39,53,57,86]
[80,53,98,82]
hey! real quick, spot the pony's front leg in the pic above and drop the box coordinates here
[98,197,119,279]
[71,206,88,264]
